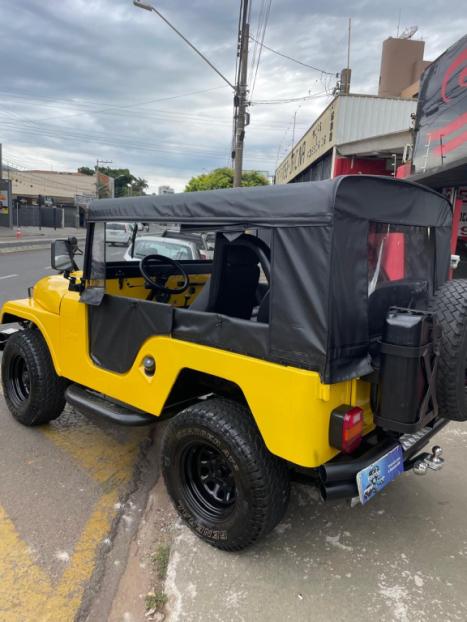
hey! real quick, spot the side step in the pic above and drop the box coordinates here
[65,384,156,426]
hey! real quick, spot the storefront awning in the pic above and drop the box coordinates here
[409,156,467,189]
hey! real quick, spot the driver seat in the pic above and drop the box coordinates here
[191,234,270,320]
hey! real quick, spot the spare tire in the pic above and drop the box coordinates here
[431,279,467,421]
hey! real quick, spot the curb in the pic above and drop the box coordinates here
[0,243,53,254]
[0,237,85,254]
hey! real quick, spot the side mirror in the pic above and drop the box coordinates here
[51,239,76,272]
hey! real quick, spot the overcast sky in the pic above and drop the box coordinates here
[0,0,464,192]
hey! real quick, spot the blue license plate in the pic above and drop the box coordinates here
[356,445,404,505]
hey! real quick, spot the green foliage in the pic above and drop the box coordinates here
[78,165,149,198]
[151,545,170,580]
[185,167,269,192]
[78,166,94,176]
[145,591,168,612]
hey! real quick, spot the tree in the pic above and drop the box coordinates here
[78,166,94,176]
[78,165,149,197]
[185,167,269,192]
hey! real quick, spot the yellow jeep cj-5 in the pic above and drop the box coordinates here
[1,175,465,550]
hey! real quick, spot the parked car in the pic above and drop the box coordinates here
[0,176,461,552]
[106,222,133,246]
[123,235,201,261]
[162,230,215,260]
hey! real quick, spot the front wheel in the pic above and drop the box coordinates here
[161,398,290,551]
[1,328,67,426]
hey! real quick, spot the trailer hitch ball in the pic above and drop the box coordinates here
[426,445,444,470]
[414,445,445,475]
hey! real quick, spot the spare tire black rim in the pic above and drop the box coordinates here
[8,354,31,406]
[182,442,236,521]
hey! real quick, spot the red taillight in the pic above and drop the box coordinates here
[329,405,364,454]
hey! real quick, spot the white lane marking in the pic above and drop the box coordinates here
[0,274,18,280]
[44,266,51,269]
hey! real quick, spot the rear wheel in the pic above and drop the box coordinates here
[1,328,67,426]
[431,279,467,421]
[161,398,290,551]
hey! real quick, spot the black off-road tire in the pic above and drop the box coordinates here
[161,398,290,551]
[1,328,67,426]
[431,279,467,421]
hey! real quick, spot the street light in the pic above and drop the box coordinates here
[132,0,249,187]
[133,1,235,90]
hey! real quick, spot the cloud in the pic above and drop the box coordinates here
[0,0,464,192]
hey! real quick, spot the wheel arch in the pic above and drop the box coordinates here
[0,311,62,377]
[1,312,25,325]
[161,367,249,415]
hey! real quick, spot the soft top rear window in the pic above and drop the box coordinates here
[368,223,435,296]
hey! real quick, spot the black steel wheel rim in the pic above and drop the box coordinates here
[7,354,31,407]
[181,442,236,521]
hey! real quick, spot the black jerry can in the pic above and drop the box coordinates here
[375,308,437,433]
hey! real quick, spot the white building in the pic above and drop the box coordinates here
[158,185,175,195]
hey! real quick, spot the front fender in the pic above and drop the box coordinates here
[0,299,63,375]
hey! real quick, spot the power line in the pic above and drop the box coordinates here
[0,98,297,131]
[248,0,266,86]
[0,86,230,125]
[0,85,228,110]
[0,121,274,165]
[0,107,295,152]
[249,35,336,76]
[251,91,330,105]
[250,0,272,98]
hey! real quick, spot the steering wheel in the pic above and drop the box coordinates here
[139,254,189,295]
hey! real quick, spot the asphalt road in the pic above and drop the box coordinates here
[0,248,55,309]
[0,244,127,309]
[0,246,154,622]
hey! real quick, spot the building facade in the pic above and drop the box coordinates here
[275,94,417,184]
[7,170,98,205]
[399,35,467,277]
[158,185,175,195]
[274,34,433,186]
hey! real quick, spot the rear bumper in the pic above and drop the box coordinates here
[319,417,449,501]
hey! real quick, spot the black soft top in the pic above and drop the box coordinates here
[86,175,452,383]
[88,175,451,229]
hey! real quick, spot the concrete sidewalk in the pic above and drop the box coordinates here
[0,227,85,253]
[163,422,467,622]
[0,226,85,239]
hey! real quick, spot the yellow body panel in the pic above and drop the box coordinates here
[104,273,209,306]
[1,275,373,469]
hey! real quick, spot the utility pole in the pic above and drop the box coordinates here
[233,0,250,188]
[133,0,249,188]
[96,159,112,199]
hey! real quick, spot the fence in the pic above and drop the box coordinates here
[12,205,65,228]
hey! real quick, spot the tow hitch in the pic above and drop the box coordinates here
[412,445,445,475]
